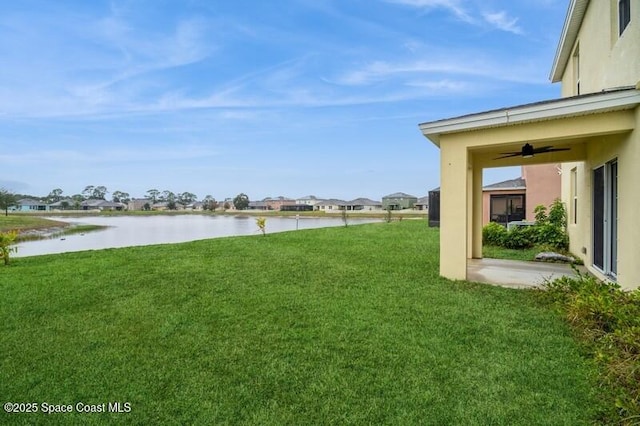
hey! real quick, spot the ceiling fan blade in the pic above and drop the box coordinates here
[492,144,571,160]
[531,146,554,154]
[493,152,522,160]
[542,147,571,153]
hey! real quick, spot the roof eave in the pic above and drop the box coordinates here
[483,187,526,192]
[549,0,589,83]
[419,88,640,146]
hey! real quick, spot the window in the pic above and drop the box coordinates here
[573,44,580,95]
[570,167,578,224]
[619,0,631,36]
[489,194,526,226]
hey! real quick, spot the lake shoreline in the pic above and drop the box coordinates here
[12,215,387,258]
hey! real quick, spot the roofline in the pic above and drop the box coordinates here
[550,0,589,83]
[419,87,640,146]
[483,187,526,192]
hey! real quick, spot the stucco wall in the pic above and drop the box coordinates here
[556,1,640,290]
[561,0,640,96]
[562,120,639,290]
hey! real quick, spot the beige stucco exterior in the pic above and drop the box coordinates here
[557,0,640,97]
[421,0,640,289]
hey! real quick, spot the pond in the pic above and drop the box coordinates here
[15,215,381,257]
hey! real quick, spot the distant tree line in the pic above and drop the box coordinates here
[1,186,250,211]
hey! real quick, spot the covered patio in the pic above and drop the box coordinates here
[420,88,640,287]
[467,258,586,289]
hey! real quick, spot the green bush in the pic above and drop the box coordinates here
[482,221,507,246]
[534,223,569,250]
[548,198,567,229]
[540,273,640,423]
[502,226,535,249]
[484,200,569,252]
[534,204,548,224]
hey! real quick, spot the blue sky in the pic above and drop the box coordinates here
[1,0,567,201]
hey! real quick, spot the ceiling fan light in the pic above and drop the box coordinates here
[522,143,534,158]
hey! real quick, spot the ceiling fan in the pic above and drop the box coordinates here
[494,143,570,160]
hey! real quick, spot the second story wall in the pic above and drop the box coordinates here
[560,0,639,97]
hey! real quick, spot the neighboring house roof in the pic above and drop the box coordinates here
[483,177,526,191]
[98,201,125,208]
[297,195,317,201]
[347,198,382,206]
[550,0,589,82]
[263,196,294,202]
[18,198,47,206]
[249,201,268,208]
[49,199,74,206]
[81,199,104,207]
[82,200,124,208]
[315,199,346,206]
[420,87,640,145]
[416,196,429,205]
[383,192,417,199]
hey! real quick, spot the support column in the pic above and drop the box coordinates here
[471,161,483,259]
[439,140,468,280]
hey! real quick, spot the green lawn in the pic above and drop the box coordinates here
[0,221,600,424]
[0,215,67,233]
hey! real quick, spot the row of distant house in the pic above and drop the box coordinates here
[246,193,428,212]
[10,192,429,213]
[9,198,127,212]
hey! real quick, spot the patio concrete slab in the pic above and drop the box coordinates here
[467,258,584,289]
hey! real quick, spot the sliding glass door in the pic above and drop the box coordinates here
[593,160,618,277]
[489,194,525,226]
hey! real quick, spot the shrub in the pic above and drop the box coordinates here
[503,225,534,249]
[0,230,18,265]
[539,273,640,423]
[534,204,548,224]
[482,222,507,246]
[548,198,567,229]
[534,223,569,251]
[483,201,569,252]
[256,217,266,236]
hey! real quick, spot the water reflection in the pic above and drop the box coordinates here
[15,215,380,257]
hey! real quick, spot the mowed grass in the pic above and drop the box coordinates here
[0,221,599,424]
[0,215,67,233]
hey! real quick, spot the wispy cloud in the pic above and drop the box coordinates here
[384,0,473,23]
[0,6,217,118]
[332,56,542,87]
[384,0,524,34]
[482,11,523,35]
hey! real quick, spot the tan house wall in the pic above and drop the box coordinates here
[562,111,640,288]
[561,0,640,96]
[558,1,640,288]
[522,164,562,221]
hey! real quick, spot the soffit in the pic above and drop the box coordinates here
[550,0,590,83]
